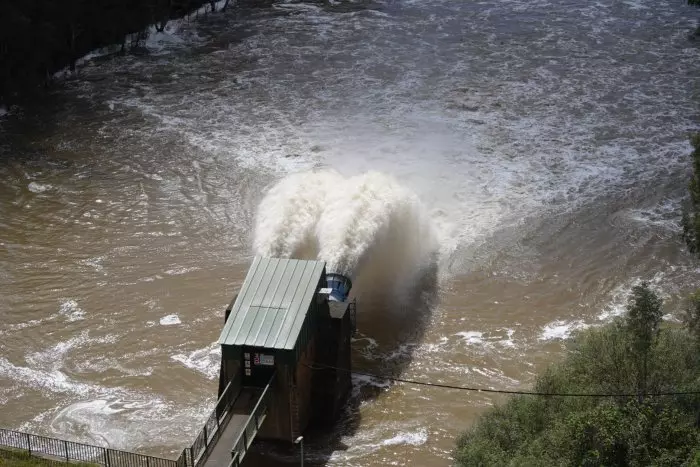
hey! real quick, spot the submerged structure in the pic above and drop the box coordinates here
[198,257,356,467]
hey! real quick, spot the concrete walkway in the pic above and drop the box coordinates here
[203,387,263,467]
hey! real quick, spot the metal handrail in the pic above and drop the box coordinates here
[228,374,276,464]
[0,376,244,467]
[0,427,179,466]
[191,376,243,466]
[214,378,240,416]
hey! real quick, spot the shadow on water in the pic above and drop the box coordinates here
[0,0,281,158]
[244,261,440,466]
[0,0,388,166]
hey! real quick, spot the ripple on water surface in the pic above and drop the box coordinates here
[0,0,699,463]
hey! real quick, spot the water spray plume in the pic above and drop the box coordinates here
[253,170,343,258]
[315,171,434,277]
[253,170,437,298]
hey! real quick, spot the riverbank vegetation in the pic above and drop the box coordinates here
[454,283,700,466]
[0,0,234,104]
[0,449,96,466]
[682,134,700,255]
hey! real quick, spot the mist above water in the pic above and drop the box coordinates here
[253,170,437,291]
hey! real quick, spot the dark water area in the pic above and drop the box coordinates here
[0,0,224,104]
[1,0,700,465]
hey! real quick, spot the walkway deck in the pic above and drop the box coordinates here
[203,386,263,467]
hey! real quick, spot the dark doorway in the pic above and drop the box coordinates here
[242,347,276,387]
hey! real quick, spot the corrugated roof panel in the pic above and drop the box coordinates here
[281,261,325,349]
[218,257,326,350]
[262,260,302,348]
[263,305,288,348]
[252,306,282,347]
[271,261,314,348]
[259,258,293,308]
[222,256,264,345]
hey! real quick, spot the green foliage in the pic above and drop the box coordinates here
[682,134,700,255]
[454,288,700,467]
[626,282,663,354]
[0,449,97,466]
[685,290,700,349]
[692,449,700,467]
[625,282,663,399]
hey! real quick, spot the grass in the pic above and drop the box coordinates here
[0,449,97,466]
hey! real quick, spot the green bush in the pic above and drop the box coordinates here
[682,134,700,255]
[454,287,700,467]
[0,449,97,466]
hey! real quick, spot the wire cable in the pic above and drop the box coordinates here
[303,362,700,398]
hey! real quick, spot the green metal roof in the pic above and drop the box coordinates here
[219,257,326,350]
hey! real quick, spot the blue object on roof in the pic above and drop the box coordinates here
[325,273,352,302]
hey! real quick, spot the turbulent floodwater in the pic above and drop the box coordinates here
[1,0,699,465]
[253,170,436,286]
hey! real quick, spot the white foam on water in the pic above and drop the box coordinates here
[352,373,392,391]
[58,0,227,76]
[48,397,168,450]
[0,315,59,335]
[353,334,380,360]
[28,182,52,194]
[455,331,484,345]
[381,428,428,447]
[159,314,181,326]
[500,328,517,348]
[59,299,85,321]
[26,333,89,369]
[598,268,684,321]
[0,357,97,397]
[539,320,589,341]
[22,332,121,383]
[625,197,683,231]
[164,266,199,275]
[171,343,221,379]
[470,366,521,386]
[143,30,185,56]
[79,256,105,273]
[333,422,429,461]
[454,328,518,350]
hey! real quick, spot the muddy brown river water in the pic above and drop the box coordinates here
[1,0,700,465]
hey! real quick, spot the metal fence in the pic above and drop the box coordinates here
[1,374,246,467]
[228,375,275,467]
[0,428,186,466]
[189,377,242,466]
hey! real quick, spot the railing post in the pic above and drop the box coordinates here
[26,432,31,454]
[65,440,69,461]
[189,447,194,467]
[103,447,109,466]
[203,425,208,446]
